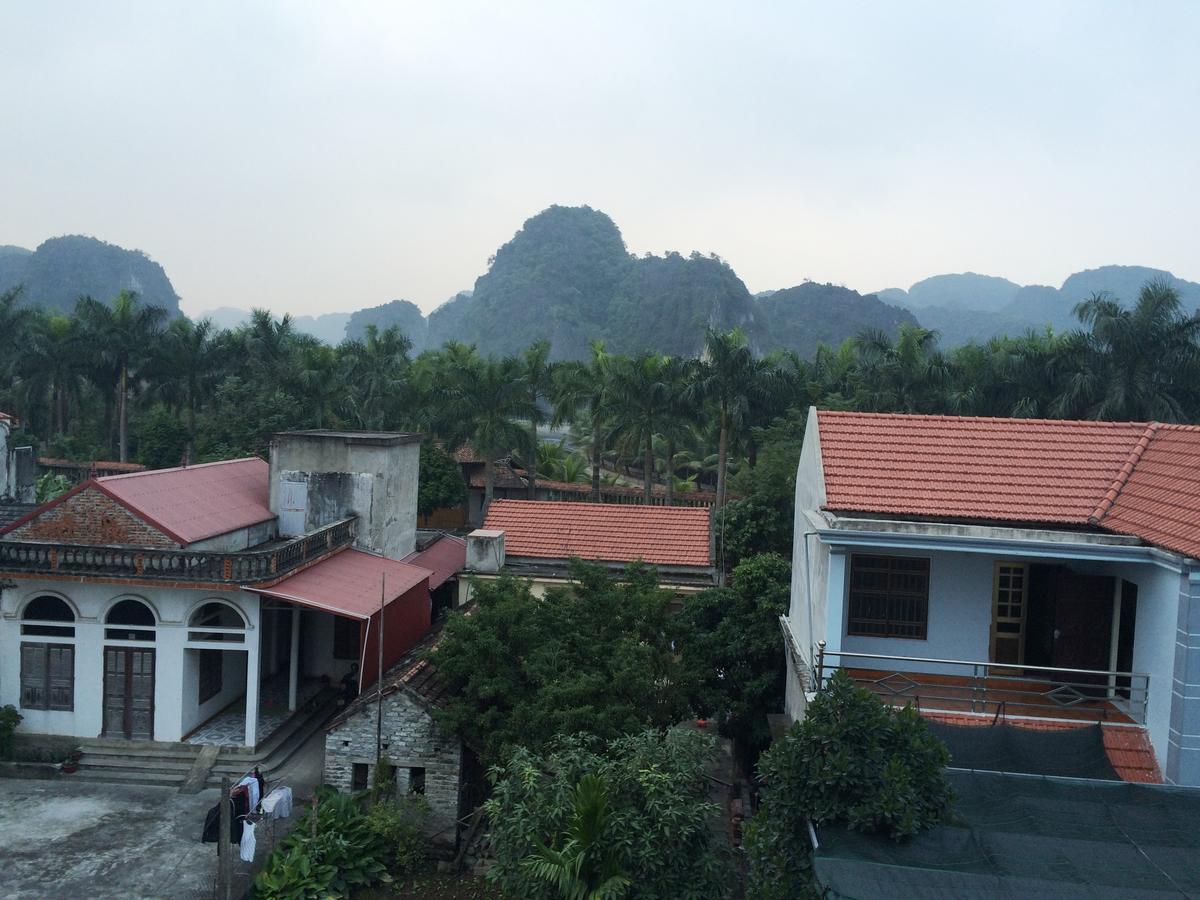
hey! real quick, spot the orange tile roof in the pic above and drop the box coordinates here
[816,410,1200,559]
[483,499,712,567]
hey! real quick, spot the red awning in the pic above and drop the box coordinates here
[253,548,432,619]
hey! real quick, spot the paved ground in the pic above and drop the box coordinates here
[0,729,328,899]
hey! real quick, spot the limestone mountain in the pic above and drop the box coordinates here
[0,235,181,315]
[754,283,920,357]
[345,299,429,351]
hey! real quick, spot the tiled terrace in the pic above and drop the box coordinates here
[185,676,325,747]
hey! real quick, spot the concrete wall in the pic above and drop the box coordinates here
[0,579,259,743]
[270,432,420,560]
[785,407,827,719]
[187,520,277,552]
[325,689,462,845]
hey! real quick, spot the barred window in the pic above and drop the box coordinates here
[847,555,930,639]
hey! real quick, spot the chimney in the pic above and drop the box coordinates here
[269,430,423,560]
[466,529,505,573]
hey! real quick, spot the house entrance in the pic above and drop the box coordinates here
[103,647,155,739]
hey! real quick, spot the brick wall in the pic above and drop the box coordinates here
[8,486,178,548]
[325,690,463,848]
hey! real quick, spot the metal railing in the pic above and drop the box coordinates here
[815,641,1150,725]
[0,516,357,585]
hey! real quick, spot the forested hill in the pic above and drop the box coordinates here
[0,235,181,315]
[879,267,1200,346]
[389,205,914,360]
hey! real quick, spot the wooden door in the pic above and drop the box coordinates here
[990,562,1029,666]
[1050,574,1113,676]
[103,648,155,740]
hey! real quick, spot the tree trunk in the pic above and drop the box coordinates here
[716,408,728,511]
[665,436,676,505]
[527,423,538,499]
[643,433,653,502]
[186,391,196,463]
[483,456,495,517]
[57,383,68,436]
[118,365,129,463]
[591,412,602,502]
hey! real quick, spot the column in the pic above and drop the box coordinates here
[288,606,301,711]
[244,638,260,748]
[824,549,849,655]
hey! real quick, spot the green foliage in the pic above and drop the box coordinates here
[675,553,790,756]
[520,773,631,900]
[429,562,690,765]
[34,472,71,503]
[417,442,467,518]
[485,729,732,900]
[745,671,952,898]
[134,406,189,469]
[0,705,22,759]
[254,786,428,899]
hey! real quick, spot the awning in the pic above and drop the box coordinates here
[401,534,467,590]
[251,548,433,619]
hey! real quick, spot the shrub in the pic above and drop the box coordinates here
[745,671,952,898]
[0,705,22,759]
[485,728,733,900]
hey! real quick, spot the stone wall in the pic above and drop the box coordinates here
[325,689,462,846]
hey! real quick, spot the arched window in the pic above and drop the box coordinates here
[188,601,246,643]
[21,596,76,638]
[105,599,156,641]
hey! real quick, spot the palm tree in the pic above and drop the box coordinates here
[18,313,87,437]
[553,341,615,501]
[608,353,672,501]
[521,773,630,900]
[0,287,34,389]
[852,323,950,414]
[520,340,554,498]
[153,317,221,457]
[687,328,772,510]
[441,354,535,513]
[1055,280,1200,421]
[340,325,412,429]
[75,291,168,461]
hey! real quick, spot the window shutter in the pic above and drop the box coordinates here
[20,643,47,710]
[47,645,75,711]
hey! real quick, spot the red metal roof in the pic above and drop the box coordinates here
[97,457,274,545]
[483,499,712,567]
[402,534,466,589]
[816,410,1200,559]
[255,548,432,619]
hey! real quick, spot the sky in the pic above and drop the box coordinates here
[4,1,1199,318]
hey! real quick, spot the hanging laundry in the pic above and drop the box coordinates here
[236,774,261,810]
[261,786,293,820]
[239,820,256,862]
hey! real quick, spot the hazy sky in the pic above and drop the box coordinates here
[4,2,1199,318]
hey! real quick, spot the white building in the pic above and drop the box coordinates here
[0,429,433,750]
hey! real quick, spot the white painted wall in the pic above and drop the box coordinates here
[180,646,249,736]
[1121,564,1183,767]
[0,579,260,743]
[835,549,996,671]
[187,520,277,552]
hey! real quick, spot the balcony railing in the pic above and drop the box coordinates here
[815,643,1150,726]
[0,516,357,586]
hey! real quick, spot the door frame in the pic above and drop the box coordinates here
[103,646,156,740]
[990,561,1029,667]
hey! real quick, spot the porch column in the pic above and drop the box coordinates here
[244,632,261,748]
[288,606,301,711]
[1107,579,1123,698]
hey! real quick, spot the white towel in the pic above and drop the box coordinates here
[239,820,256,862]
[261,786,293,820]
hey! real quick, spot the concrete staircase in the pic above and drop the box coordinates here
[70,688,338,790]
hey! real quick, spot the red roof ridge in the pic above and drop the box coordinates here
[97,456,263,482]
[817,409,1153,429]
[1089,422,1160,526]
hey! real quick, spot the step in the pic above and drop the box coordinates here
[66,769,187,788]
[207,695,338,788]
[77,746,201,763]
[78,754,196,773]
